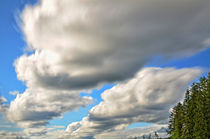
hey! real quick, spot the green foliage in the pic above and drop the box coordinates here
[168,73,210,139]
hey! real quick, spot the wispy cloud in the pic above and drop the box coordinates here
[9,91,19,96]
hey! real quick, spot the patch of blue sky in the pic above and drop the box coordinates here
[48,84,115,128]
[0,114,23,132]
[146,48,210,69]
[81,83,115,103]
[146,48,210,84]
[126,122,152,129]
[0,0,39,102]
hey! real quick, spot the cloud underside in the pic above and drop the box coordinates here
[5,0,210,138]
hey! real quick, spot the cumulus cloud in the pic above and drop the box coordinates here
[16,0,210,90]
[66,67,201,138]
[7,88,92,128]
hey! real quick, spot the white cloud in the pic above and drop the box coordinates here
[0,97,7,104]
[89,68,201,120]
[66,67,201,138]
[16,0,210,91]
[7,88,92,128]
[9,91,19,96]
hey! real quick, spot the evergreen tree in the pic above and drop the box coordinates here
[168,107,175,135]
[181,89,193,139]
[168,73,210,139]
[168,103,183,139]
[173,102,183,139]
[207,73,210,138]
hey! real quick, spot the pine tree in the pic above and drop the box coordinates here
[168,72,210,139]
[206,73,210,138]
[192,78,208,138]
[174,103,183,139]
[168,102,184,139]
[168,107,175,135]
[182,89,193,139]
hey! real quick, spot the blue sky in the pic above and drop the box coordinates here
[0,0,38,102]
[0,0,210,138]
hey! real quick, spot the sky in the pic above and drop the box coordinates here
[0,0,210,138]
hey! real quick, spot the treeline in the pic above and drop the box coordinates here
[129,132,161,139]
[168,73,210,139]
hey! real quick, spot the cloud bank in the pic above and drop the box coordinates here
[66,67,201,138]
